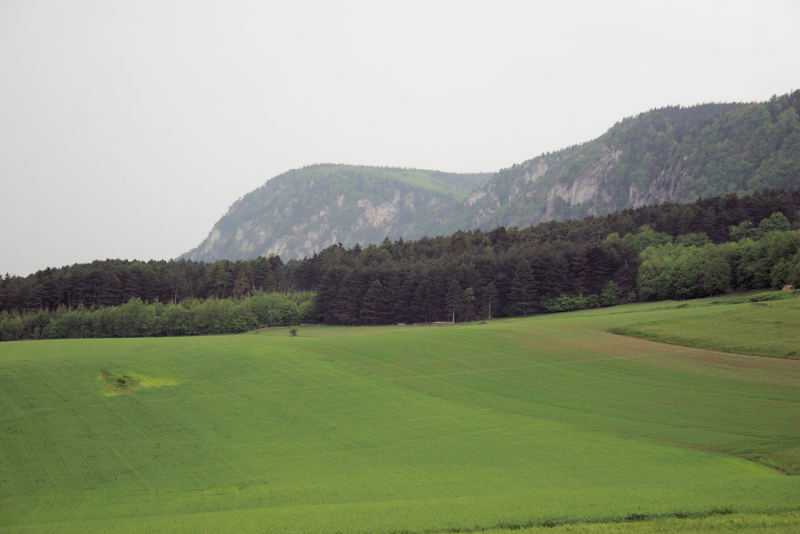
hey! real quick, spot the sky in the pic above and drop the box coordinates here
[1,0,798,276]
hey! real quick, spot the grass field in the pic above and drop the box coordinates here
[1,293,799,533]
[610,291,800,359]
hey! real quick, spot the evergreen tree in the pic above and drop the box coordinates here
[459,287,477,322]
[509,260,536,316]
[482,281,498,319]
[445,279,462,323]
[361,280,384,325]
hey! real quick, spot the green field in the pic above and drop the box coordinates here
[2,295,799,533]
[611,291,800,359]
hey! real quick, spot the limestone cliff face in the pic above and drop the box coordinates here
[459,143,646,231]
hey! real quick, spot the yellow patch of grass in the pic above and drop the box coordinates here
[99,370,178,396]
[129,372,179,389]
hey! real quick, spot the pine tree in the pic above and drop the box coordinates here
[445,279,462,322]
[509,260,536,316]
[361,279,384,325]
[459,287,477,322]
[483,281,498,319]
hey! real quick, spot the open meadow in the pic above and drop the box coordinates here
[1,293,799,533]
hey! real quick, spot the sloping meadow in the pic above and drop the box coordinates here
[1,295,799,533]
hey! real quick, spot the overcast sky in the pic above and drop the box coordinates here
[1,0,798,276]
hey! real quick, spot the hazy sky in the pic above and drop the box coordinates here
[2,0,798,276]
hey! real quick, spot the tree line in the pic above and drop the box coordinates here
[288,229,638,325]
[636,212,800,301]
[1,188,799,339]
[0,254,286,313]
[0,291,314,341]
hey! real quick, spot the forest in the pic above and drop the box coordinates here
[1,188,799,340]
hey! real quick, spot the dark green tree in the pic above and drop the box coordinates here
[445,279,462,323]
[509,260,536,316]
[459,287,477,322]
[361,279,385,325]
[482,281,498,319]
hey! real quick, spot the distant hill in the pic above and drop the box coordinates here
[183,91,800,262]
[182,165,491,262]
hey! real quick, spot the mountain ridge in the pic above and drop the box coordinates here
[183,91,800,262]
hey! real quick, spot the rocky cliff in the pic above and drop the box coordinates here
[443,92,800,234]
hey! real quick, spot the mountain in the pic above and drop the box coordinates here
[444,92,800,233]
[182,165,491,262]
[184,91,800,262]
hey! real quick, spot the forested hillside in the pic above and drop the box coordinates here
[185,91,800,263]
[3,189,799,340]
[451,91,800,233]
[446,102,743,232]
